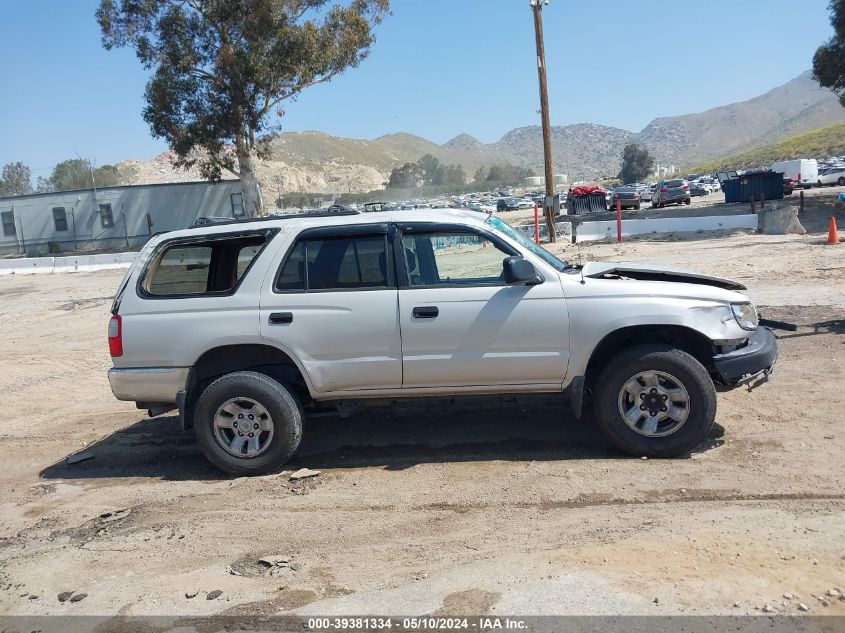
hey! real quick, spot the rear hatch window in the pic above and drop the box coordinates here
[665,179,685,188]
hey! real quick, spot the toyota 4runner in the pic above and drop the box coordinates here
[107,209,777,475]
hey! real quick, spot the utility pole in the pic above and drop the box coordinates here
[530,0,557,241]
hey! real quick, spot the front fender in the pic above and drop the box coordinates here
[563,285,747,383]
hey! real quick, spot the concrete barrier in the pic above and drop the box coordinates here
[0,256,57,275]
[0,251,138,276]
[572,214,757,243]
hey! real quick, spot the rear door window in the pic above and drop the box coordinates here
[142,232,272,297]
[274,233,390,292]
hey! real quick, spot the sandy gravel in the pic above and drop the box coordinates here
[0,205,843,620]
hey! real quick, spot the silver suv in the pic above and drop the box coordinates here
[652,179,692,208]
[108,209,777,475]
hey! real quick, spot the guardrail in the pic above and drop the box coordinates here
[0,252,138,276]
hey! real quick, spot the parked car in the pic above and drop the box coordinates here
[689,183,709,197]
[108,208,778,475]
[611,186,641,210]
[497,197,527,210]
[363,201,388,213]
[652,179,691,208]
[700,177,721,192]
[816,167,845,187]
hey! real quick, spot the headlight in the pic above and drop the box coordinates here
[731,302,758,331]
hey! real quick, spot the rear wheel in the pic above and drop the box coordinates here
[838,177,845,186]
[194,371,303,475]
[683,198,691,205]
[593,345,716,457]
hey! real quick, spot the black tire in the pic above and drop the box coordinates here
[194,371,303,475]
[683,198,691,205]
[838,177,845,186]
[592,345,716,458]
[635,204,641,210]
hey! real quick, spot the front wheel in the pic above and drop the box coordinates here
[194,371,303,475]
[592,345,716,457]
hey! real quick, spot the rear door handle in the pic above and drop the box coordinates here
[412,306,439,319]
[269,312,293,325]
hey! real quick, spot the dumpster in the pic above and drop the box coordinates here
[566,185,608,214]
[719,170,784,204]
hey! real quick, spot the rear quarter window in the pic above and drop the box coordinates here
[141,231,273,297]
[147,245,213,295]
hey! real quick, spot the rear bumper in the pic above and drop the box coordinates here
[713,327,778,389]
[108,367,190,403]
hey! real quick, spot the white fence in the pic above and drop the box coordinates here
[0,252,137,276]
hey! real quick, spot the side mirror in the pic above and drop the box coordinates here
[503,256,542,286]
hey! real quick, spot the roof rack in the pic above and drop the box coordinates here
[188,209,361,229]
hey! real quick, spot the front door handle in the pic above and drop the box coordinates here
[412,306,439,319]
[269,312,293,325]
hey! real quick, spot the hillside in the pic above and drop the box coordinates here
[634,71,845,166]
[684,123,845,174]
[113,70,845,195]
[494,123,634,179]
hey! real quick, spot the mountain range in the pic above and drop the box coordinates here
[120,71,845,192]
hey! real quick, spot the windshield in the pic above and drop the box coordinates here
[488,216,570,272]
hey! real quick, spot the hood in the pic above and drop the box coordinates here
[580,261,746,291]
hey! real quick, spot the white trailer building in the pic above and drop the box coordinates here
[0,180,244,256]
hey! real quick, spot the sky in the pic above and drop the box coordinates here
[0,0,835,178]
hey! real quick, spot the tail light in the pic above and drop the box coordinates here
[108,315,123,357]
[660,188,668,193]
[634,194,640,199]
[682,184,689,189]
[612,193,619,199]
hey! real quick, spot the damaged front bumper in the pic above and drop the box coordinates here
[713,327,778,390]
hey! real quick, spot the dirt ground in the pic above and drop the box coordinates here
[0,199,844,620]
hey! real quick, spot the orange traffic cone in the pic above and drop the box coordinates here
[827,217,840,245]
